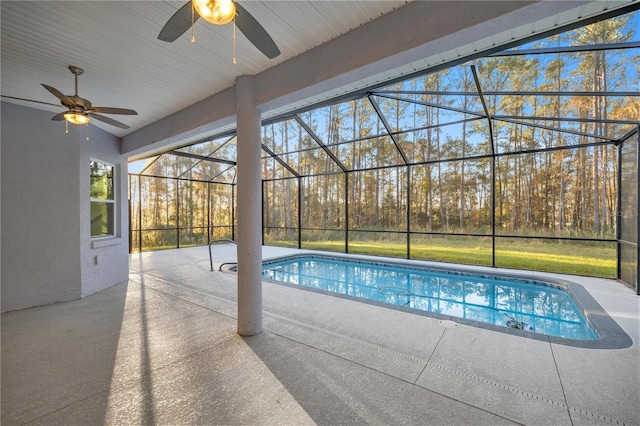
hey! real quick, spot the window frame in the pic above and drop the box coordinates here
[90,158,117,238]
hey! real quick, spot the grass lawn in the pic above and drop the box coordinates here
[272,238,616,278]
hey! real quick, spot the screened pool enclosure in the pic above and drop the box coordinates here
[129,9,640,293]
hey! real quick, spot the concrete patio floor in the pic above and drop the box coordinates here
[2,244,639,425]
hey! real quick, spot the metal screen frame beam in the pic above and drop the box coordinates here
[489,41,640,56]
[373,90,640,98]
[295,116,349,172]
[261,144,301,178]
[470,64,496,267]
[368,95,409,165]
[169,150,237,166]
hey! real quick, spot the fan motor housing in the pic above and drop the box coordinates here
[66,95,92,109]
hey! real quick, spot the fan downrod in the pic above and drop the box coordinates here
[69,65,84,76]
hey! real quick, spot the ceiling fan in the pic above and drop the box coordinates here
[158,0,280,59]
[2,65,138,129]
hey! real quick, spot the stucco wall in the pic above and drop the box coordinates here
[1,102,129,312]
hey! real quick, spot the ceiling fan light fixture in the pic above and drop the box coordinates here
[64,112,90,125]
[193,0,236,25]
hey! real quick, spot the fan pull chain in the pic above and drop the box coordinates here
[65,120,69,134]
[85,123,89,141]
[191,1,195,42]
[233,16,237,64]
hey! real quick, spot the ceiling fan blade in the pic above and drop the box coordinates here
[1,94,64,108]
[234,2,280,59]
[88,113,130,129]
[51,112,66,121]
[41,84,76,106]
[158,1,199,42]
[91,107,138,115]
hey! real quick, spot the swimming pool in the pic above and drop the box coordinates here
[261,254,631,347]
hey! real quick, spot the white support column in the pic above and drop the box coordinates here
[235,75,263,336]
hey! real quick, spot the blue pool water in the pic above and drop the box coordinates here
[262,255,599,340]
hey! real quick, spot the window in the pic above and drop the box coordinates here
[90,160,115,237]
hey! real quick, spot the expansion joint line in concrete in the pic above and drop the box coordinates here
[134,273,238,318]
[426,362,629,426]
[414,327,447,385]
[264,311,426,363]
[549,340,573,424]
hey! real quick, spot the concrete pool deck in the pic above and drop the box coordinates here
[2,244,639,425]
